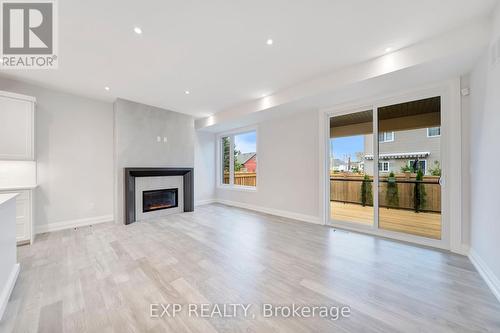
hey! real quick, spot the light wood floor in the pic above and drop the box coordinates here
[1,204,499,332]
[331,202,442,239]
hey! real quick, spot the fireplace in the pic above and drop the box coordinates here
[124,168,194,225]
[142,188,178,213]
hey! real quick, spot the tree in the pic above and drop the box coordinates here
[355,151,365,162]
[222,137,230,173]
[413,169,427,212]
[386,171,399,208]
[222,137,242,173]
[361,175,373,207]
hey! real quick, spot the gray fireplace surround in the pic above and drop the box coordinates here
[124,167,194,225]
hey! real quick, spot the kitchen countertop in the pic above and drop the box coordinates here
[0,193,19,206]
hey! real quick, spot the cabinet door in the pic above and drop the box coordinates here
[15,197,30,241]
[0,96,34,160]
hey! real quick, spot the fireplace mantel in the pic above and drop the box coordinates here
[124,167,194,225]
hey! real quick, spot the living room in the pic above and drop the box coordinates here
[0,1,499,332]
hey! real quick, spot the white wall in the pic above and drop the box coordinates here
[0,77,114,231]
[194,131,216,205]
[216,110,320,222]
[468,4,500,299]
[113,98,195,224]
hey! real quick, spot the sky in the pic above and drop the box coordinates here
[234,131,257,153]
[233,131,362,157]
[330,135,364,161]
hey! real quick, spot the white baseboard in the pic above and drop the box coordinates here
[469,248,500,303]
[216,199,322,225]
[195,198,217,206]
[0,263,20,321]
[35,214,114,234]
[451,244,470,256]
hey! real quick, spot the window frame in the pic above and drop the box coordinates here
[378,161,390,172]
[427,127,441,137]
[217,127,258,191]
[378,131,394,143]
[408,160,427,174]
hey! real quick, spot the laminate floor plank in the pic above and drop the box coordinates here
[1,203,499,332]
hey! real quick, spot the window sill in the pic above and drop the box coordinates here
[217,185,258,192]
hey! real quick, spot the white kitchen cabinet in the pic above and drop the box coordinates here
[0,91,36,160]
[0,189,33,245]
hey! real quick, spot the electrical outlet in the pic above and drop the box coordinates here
[157,136,161,142]
[163,137,168,143]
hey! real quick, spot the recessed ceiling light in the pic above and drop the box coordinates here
[104,86,110,91]
[134,26,142,35]
[266,38,273,45]
[184,90,190,95]
[385,47,392,53]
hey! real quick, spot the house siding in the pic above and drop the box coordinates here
[363,128,441,175]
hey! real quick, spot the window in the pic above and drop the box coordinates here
[378,131,394,143]
[427,127,441,137]
[408,160,426,174]
[378,161,390,172]
[219,130,257,188]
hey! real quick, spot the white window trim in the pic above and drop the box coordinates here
[378,161,390,172]
[427,127,441,137]
[216,126,258,192]
[379,131,394,143]
[321,79,463,254]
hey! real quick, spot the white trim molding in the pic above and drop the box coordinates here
[35,214,113,234]
[215,125,259,191]
[216,199,322,225]
[0,263,20,321]
[195,198,217,206]
[469,248,500,303]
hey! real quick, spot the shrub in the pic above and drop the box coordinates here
[386,171,399,208]
[361,175,373,207]
[414,169,427,212]
[429,160,441,176]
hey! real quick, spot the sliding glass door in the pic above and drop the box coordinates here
[329,97,443,241]
[330,110,374,226]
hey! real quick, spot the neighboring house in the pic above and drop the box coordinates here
[330,157,363,172]
[237,152,257,172]
[363,127,441,175]
[330,158,347,172]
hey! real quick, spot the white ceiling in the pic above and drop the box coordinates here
[0,0,497,117]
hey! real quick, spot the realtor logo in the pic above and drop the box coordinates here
[1,0,58,68]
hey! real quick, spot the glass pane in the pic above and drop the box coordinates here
[233,131,257,187]
[330,110,374,226]
[377,96,442,239]
[222,136,230,184]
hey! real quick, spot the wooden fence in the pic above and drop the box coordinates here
[223,172,257,186]
[330,173,441,213]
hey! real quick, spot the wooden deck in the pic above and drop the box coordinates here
[330,202,441,240]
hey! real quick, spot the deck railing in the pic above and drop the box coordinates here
[330,173,441,213]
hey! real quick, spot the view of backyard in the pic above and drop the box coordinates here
[222,131,257,187]
[330,172,442,239]
[329,97,442,240]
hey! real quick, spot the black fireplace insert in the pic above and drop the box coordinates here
[142,188,178,213]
